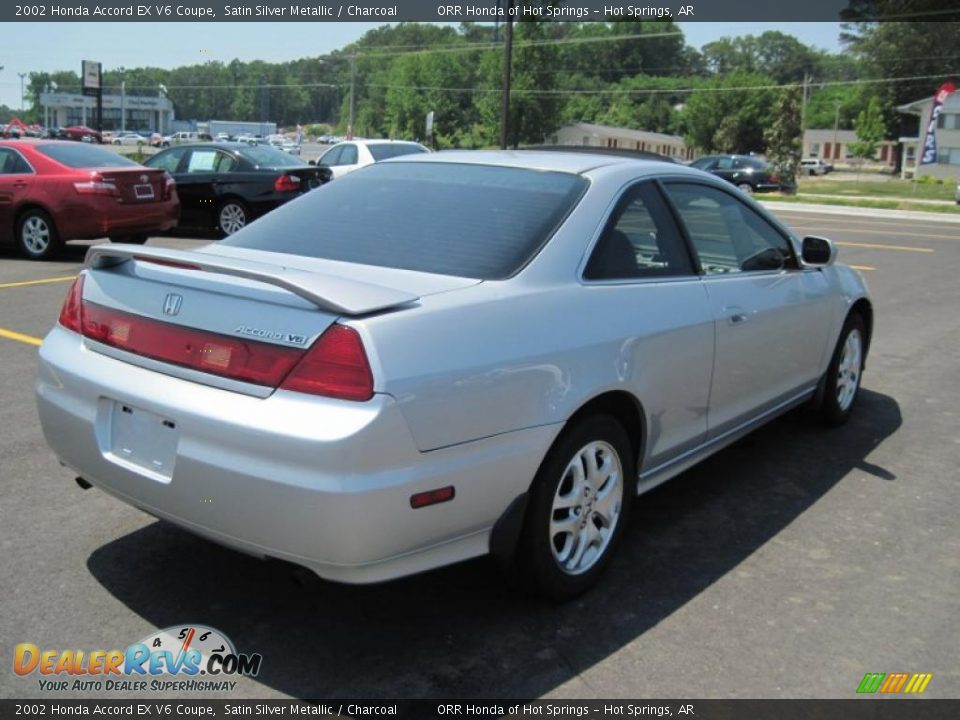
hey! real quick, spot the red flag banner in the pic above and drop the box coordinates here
[920,82,956,165]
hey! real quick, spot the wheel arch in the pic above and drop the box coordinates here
[849,297,873,367]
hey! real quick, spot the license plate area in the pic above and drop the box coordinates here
[134,184,155,200]
[101,400,178,482]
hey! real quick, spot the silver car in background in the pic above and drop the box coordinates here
[36,151,872,599]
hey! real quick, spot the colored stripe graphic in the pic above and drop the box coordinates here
[857,673,885,694]
[879,672,909,693]
[904,673,933,694]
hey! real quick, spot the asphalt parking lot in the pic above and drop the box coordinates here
[1,208,958,700]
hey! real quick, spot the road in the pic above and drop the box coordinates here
[0,209,958,700]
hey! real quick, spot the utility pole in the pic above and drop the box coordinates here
[499,1,514,150]
[18,72,27,115]
[799,72,810,155]
[833,102,841,159]
[348,53,356,140]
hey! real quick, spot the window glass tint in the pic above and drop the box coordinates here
[35,143,139,168]
[223,162,587,280]
[144,147,187,173]
[585,182,693,280]
[186,150,218,172]
[339,144,358,165]
[716,157,734,170]
[0,149,31,174]
[665,183,794,275]
[319,146,342,166]
[368,143,428,161]
[690,157,715,170]
[215,152,238,172]
[238,145,305,168]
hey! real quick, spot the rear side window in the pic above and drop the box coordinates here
[35,143,139,168]
[368,143,428,161]
[145,147,187,173]
[238,145,306,168]
[585,182,693,280]
[0,149,32,174]
[223,162,587,280]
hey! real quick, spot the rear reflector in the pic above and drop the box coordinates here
[280,324,373,401]
[81,302,304,387]
[55,280,374,401]
[410,486,455,509]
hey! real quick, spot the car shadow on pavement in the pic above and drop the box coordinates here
[86,388,901,700]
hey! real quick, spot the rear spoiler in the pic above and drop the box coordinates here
[85,244,420,316]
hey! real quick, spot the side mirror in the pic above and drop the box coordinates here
[802,236,837,266]
[308,160,316,165]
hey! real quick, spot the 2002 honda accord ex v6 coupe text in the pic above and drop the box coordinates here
[36,151,872,599]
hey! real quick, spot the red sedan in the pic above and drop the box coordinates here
[0,140,179,260]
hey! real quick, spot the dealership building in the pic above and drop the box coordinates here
[39,91,175,134]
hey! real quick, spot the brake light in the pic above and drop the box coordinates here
[769,174,780,184]
[161,171,176,200]
[74,173,117,196]
[274,174,301,192]
[57,275,85,333]
[281,325,373,401]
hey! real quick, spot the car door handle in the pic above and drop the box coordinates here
[12,181,27,188]
[723,305,748,325]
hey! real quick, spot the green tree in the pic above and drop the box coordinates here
[681,72,777,153]
[763,88,802,186]
[848,96,886,169]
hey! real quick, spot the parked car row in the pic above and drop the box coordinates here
[0,139,331,259]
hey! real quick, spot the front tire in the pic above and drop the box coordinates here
[17,209,61,260]
[815,314,866,426]
[217,200,248,237]
[736,182,754,195]
[519,415,634,600]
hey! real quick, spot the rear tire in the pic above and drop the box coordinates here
[736,182,754,195]
[519,415,634,600]
[17,209,61,260]
[814,314,866,426]
[217,200,249,237]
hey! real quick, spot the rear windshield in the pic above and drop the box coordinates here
[223,162,587,279]
[367,143,428,161]
[35,143,139,168]
[238,145,307,168]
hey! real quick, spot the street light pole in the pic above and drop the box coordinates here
[18,72,27,115]
[499,0,514,150]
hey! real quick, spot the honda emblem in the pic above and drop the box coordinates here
[163,293,183,316]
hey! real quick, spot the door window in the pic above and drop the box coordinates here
[665,183,795,275]
[0,149,32,174]
[339,144,358,165]
[185,150,219,173]
[145,147,187,173]
[585,182,694,280]
[319,145,343,166]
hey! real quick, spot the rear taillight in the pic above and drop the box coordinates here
[281,325,374,401]
[162,171,176,200]
[274,174,301,192]
[57,275,85,333]
[74,173,117,196]
[769,174,780,184]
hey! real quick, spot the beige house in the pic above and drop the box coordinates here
[549,122,698,161]
[897,91,960,180]
[802,129,898,170]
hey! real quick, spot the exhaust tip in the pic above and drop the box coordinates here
[75,477,92,490]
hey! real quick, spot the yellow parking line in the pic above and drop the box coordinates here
[850,265,876,271]
[835,241,933,253]
[0,327,43,347]
[0,275,76,289]
[789,226,960,241]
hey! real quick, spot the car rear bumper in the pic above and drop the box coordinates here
[58,197,179,239]
[36,326,556,583]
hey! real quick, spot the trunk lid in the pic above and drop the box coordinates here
[98,167,169,204]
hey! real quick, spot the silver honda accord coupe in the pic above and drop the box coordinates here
[36,151,872,599]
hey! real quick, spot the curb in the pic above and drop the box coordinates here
[759,201,960,224]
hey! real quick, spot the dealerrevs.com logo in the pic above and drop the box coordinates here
[14,625,262,693]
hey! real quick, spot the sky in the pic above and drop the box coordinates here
[0,21,843,111]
